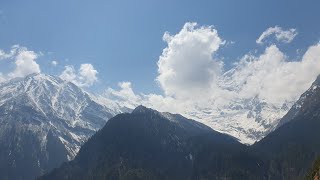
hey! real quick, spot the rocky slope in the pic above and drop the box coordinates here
[252,75,320,179]
[0,73,127,180]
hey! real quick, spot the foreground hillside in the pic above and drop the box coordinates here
[40,106,265,180]
[306,157,320,180]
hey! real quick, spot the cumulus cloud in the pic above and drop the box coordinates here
[224,44,320,105]
[104,22,320,111]
[103,82,142,109]
[59,65,77,82]
[8,47,40,78]
[51,60,58,66]
[153,23,317,108]
[0,45,41,81]
[101,22,320,143]
[60,63,98,87]
[1,45,98,87]
[78,64,98,86]
[157,22,225,98]
[256,26,298,44]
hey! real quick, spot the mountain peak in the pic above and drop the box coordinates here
[0,72,126,179]
[25,73,64,83]
[132,105,152,114]
[15,73,54,80]
[3,73,65,89]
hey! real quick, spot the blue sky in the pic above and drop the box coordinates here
[1,0,320,94]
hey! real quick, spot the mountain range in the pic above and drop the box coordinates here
[1,73,320,179]
[0,74,130,180]
[40,105,262,180]
[41,74,320,179]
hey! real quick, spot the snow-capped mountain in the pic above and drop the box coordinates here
[182,96,292,145]
[184,74,320,144]
[1,72,318,179]
[0,73,128,180]
[171,66,316,145]
[41,81,320,180]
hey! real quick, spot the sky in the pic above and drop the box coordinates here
[1,0,320,94]
[1,0,320,114]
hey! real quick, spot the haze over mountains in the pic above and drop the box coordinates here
[2,23,320,146]
[1,1,320,180]
[41,74,320,179]
[98,39,320,145]
[1,73,320,179]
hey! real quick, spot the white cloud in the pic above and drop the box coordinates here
[157,22,225,98]
[1,45,98,87]
[103,43,320,143]
[103,82,141,109]
[101,81,183,112]
[59,65,77,82]
[0,73,5,83]
[78,64,98,86]
[256,26,298,44]
[225,40,235,47]
[101,22,320,144]
[225,44,320,105]
[154,22,310,106]
[51,60,58,66]
[0,45,41,81]
[0,45,19,60]
[8,47,40,78]
[0,50,7,59]
[60,63,98,87]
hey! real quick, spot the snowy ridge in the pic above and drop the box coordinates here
[0,73,128,160]
[180,75,320,144]
[276,75,320,128]
[179,96,291,144]
[0,72,313,155]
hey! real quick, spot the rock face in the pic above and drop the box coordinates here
[0,74,125,180]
